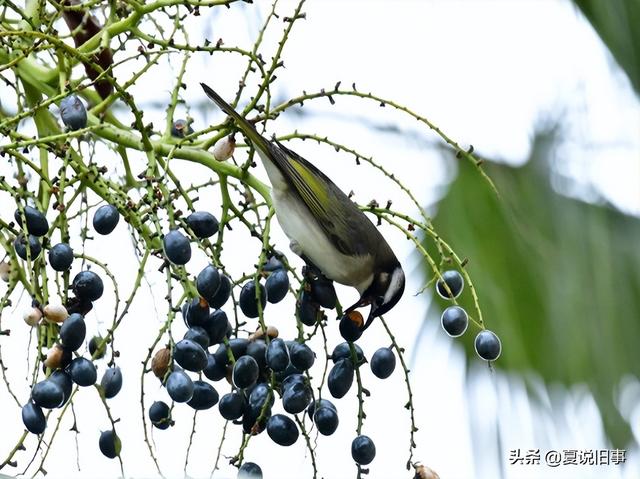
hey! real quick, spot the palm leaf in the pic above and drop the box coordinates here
[574,0,640,94]
[426,129,640,446]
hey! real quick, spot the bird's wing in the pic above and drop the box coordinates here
[272,140,383,257]
[200,83,382,257]
[200,83,274,156]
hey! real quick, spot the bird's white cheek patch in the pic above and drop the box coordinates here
[383,268,404,305]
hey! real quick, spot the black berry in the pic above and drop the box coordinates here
[187,380,219,410]
[48,243,74,271]
[163,229,191,265]
[59,313,86,351]
[331,342,364,364]
[31,380,64,409]
[100,367,123,399]
[68,357,97,386]
[93,204,120,235]
[314,405,339,436]
[436,270,464,299]
[60,95,87,130]
[14,205,48,237]
[196,265,221,304]
[219,392,245,420]
[328,359,354,399]
[296,291,320,326]
[288,342,315,371]
[210,274,231,308]
[351,435,376,465]
[149,401,171,430]
[238,462,262,479]
[339,312,363,342]
[184,326,210,349]
[239,280,267,318]
[266,338,289,372]
[72,270,104,302]
[441,306,468,337]
[370,347,396,379]
[14,234,41,260]
[474,330,502,361]
[266,414,299,446]
[174,339,207,372]
[99,429,120,459]
[166,370,195,403]
[265,269,289,304]
[233,355,260,389]
[22,401,46,434]
[186,211,219,238]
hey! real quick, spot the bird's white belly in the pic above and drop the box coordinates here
[256,148,373,292]
[272,188,373,293]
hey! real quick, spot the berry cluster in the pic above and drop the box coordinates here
[14,202,122,452]
[147,243,399,476]
[436,270,501,361]
[0,89,497,479]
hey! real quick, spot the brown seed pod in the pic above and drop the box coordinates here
[250,420,267,436]
[45,344,72,370]
[151,347,172,380]
[61,0,114,99]
[44,304,69,323]
[413,464,440,479]
[23,307,43,327]
[248,325,279,342]
[0,261,11,282]
[212,135,236,161]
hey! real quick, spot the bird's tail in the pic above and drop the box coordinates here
[200,83,271,154]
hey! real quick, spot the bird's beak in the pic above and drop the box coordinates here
[362,305,378,331]
[344,296,369,314]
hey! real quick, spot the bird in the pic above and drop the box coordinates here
[200,83,405,330]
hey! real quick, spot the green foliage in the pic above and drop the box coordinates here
[428,130,640,447]
[574,0,640,94]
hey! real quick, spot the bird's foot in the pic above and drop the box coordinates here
[289,239,304,257]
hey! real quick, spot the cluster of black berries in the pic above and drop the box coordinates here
[1,94,501,479]
[436,270,501,361]
[149,234,401,477]
[14,202,124,458]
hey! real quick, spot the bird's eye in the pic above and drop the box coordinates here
[376,296,384,306]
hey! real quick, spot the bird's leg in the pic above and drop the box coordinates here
[301,261,337,291]
[301,261,321,281]
[289,239,327,279]
[289,238,304,258]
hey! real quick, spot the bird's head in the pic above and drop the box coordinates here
[346,264,405,331]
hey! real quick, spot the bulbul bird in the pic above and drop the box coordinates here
[201,83,405,330]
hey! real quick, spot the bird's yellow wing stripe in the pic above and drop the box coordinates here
[201,83,358,254]
[290,159,330,214]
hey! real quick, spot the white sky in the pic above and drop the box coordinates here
[0,1,639,479]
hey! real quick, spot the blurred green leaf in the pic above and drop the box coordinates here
[574,0,640,94]
[426,130,640,447]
